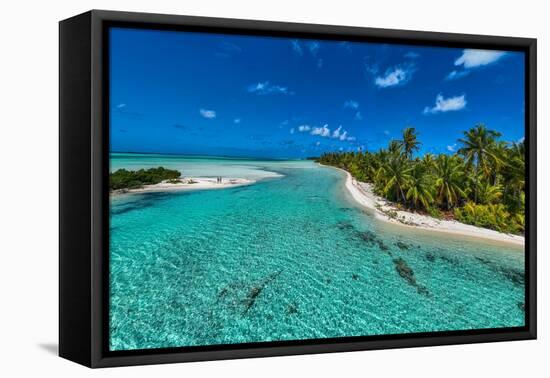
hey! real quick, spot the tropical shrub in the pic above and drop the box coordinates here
[454,202,523,234]
[110,167,181,190]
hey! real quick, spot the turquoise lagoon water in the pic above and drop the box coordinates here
[109,153,525,351]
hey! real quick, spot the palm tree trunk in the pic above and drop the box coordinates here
[399,184,406,205]
[473,165,478,203]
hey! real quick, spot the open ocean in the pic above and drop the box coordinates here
[109,153,525,351]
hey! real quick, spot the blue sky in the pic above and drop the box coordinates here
[110,27,525,159]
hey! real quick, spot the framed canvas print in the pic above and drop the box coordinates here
[59,10,536,368]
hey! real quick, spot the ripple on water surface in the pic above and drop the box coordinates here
[109,159,525,351]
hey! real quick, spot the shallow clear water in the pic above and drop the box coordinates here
[110,152,284,180]
[109,154,525,351]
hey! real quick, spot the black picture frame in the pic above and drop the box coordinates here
[59,9,537,368]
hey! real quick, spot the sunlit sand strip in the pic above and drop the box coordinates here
[111,177,254,195]
[322,164,524,247]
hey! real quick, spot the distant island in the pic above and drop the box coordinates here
[110,167,182,190]
[317,124,525,237]
[110,166,254,194]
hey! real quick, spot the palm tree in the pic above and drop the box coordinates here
[388,139,403,155]
[376,155,413,204]
[434,155,467,210]
[476,181,503,205]
[406,163,434,210]
[501,141,525,212]
[357,151,377,182]
[457,124,501,199]
[488,141,508,185]
[316,124,525,236]
[400,127,421,158]
[421,153,437,173]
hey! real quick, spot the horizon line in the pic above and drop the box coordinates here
[110,150,314,161]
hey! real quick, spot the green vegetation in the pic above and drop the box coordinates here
[317,125,525,234]
[110,167,181,190]
[454,202,523,234]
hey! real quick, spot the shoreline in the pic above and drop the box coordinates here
[111,177,254,195]
[321,164,524,247]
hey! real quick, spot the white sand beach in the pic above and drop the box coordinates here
[327,165,524,247]
[111,177,254,195]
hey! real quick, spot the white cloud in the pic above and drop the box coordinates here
[423,94,467,114]
[199,108,216,119]
[405,52,420,59]
[316,141,321,146]
[290,128,295,134]
[343,132,353,141]
[233,118,241,124]
[383,130,390,136]
[317,58,323,68]
[311,124,331,137]
[116,103,126,109]
[332,126,343,139]
[328,125,355,141]
[344,100,359,109]
[344,100,363,120]
[375,65,413,88]
[364,63,379,76]
[292,40,321,58]
[307,41,320,56]
[247,81,290,95]
[446,70,470,81]
[298,123,357,142]
[291,40,303,56]
[339,42,352,53]
[447,143,457,152]
[455,49,506,69]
